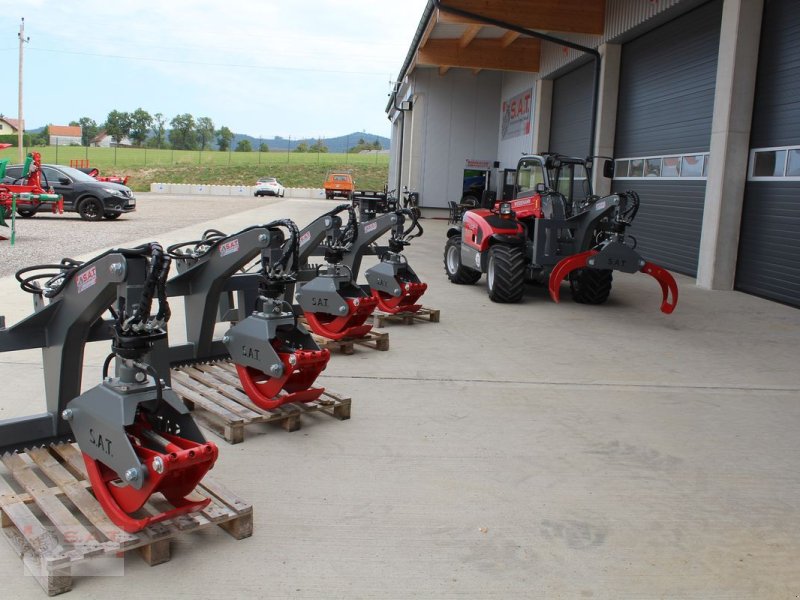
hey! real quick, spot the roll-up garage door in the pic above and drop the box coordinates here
[611,0,722,276]
[548,61,593,158]
[736,0,800,307]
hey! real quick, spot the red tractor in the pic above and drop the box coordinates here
[444,153,678,313]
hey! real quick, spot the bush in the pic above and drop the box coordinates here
[0,134,32,146]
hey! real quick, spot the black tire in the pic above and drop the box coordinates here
[444,235,482,284]
[569,268,613,305]
[104,213,121,220]
[78,197,104,221]
[17,206,38,218]
[487,244,525,303]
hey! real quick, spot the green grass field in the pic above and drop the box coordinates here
[0,146,390,192]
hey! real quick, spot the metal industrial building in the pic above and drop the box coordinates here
[387,0,799,307]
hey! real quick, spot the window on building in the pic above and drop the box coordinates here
[786,149,800,177]
[662,156,681,177]
[681,155,704,177]
[752,150,787,177]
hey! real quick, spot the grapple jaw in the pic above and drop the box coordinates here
[548,242,678,314]
[296,271,377,340]
[235,342,330,410]
[365,258,427,314]
[67,381,219,533]
[225,308,330,410]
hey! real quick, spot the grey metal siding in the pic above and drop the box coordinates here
[749,0,800,147]
[612,0,721,277]
[736,183,800,306]
[548,62,593,158]
[614,0,721,156]
[737,0,800,307]
[612,180,707,275]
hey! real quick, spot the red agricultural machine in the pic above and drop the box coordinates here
[70,159,129,185]
[0,146,63,238]
[444,153,678,313]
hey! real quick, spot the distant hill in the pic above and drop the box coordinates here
[231,132,390,153]
[27,125,390,153]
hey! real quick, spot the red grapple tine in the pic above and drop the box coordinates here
[303,296,377,340]
[82,428,218,533]
[372,281,428,314]
[235,346,330,410]
[641,261,679,314]
[548,250,598,303]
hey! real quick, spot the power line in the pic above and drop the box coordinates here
[28,45,399,76]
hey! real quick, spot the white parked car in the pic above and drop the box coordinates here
[254,177,285,197]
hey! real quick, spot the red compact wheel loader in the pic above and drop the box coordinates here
[444,153,678,313]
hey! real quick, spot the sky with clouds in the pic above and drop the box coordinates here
[0,0,429,139]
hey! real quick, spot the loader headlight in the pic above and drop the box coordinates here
[499,202,513,217]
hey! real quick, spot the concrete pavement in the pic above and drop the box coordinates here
[1,194,798,598]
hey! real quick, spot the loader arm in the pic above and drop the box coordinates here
[166,227,282,361]
[339,211,405,278]
[0,252,143,452]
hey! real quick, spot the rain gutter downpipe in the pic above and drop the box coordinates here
[432,0,602,160]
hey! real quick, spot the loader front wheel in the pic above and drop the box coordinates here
[569,268,613,305]
[444,236,481,284]
[487,244,525,303]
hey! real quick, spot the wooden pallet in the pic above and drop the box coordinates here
[372,306,440,328]
[311,330,390,355]
[0,443,252,596]
[171,361,351,443]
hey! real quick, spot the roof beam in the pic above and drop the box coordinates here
[459,24,482,48]
[500,30,520,48]
[437,0,605,35]
[418,37,540,73]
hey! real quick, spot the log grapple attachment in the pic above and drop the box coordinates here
[548,242,678,314]
[366,259,428,314]
[227,304,330,410]
[67,244,219,532]
[298,268,378,340]
[0,243,220,532]
[166,220,331,411]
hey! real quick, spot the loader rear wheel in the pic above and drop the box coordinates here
[569,268,613,305]
[444,236,481,284]
[487,244,525,303]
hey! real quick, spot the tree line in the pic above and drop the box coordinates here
[29,108,384,153]
[57,109,252,152]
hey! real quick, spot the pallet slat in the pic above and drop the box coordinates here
[0,444,253,596]
[372,306,440,327]
[311,330,389,354]
[170,360,352,444]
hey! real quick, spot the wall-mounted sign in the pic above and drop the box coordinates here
[465,159,492,170]
[501,88,533,140]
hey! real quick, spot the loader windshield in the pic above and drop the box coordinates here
[550,162,591,205]
[516,158,546,195]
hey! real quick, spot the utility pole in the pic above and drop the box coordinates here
[18,18,29,163]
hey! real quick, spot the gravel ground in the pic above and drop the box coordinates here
[0,193,273,278]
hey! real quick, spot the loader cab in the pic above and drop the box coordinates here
[546,157,592,207]
[514,157,547,199]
